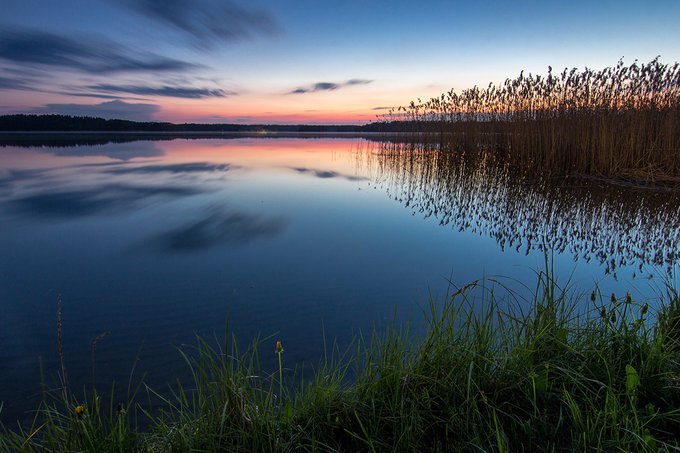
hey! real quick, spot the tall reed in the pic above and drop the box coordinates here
[382,58,680,182]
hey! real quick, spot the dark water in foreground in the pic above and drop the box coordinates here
[1,136,678,423]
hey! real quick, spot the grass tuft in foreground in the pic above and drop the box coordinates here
[2,268,680,451]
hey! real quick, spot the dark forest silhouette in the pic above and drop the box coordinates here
[0,114,391,133]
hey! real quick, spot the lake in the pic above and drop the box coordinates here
[1,135,678,424]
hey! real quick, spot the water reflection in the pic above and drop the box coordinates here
[291,166,369,181]
[0,138,165,160]
[8,184,205,219]
[51,141,165,160]
[104,162,234,175]
[2,136,679,427]
[0,133,171,150]
[0,155,237,221]
[362,142,680,278]
[144,207,288,253]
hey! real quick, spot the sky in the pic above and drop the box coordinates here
[1,0,679,125]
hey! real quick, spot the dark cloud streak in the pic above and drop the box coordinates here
[0,75,30,90]
[117,0,282,49]
[0,28,195,74]
[88,83,236,99]
[289,79,372,94]
[60,92,135,100]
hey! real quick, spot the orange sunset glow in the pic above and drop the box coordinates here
[1,1,677,124]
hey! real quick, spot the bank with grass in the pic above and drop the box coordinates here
[2,266,680,452]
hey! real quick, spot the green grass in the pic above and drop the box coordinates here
[2,266,680,452]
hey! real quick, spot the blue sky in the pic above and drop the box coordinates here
[1,0,678,123]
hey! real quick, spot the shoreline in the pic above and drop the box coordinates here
[2,270,679,451]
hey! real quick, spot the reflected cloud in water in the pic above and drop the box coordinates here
[7,184,204,219]
[49,141,165,160]
[363,143,680,277]
[104,162,233,175]
[291,166,367,182]
[4,136,679,427]
[1,136,166,160]
[1,157,237,221]
[143,208,288,253]
[0,168,48,185]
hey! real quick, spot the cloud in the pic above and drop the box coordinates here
[34,100,161,122]
[116,0,282,49]
[372,106,393,111]
[60,92,136,100]
[289,79,372,94]
[7,184,203,219]
[0,75,30,90]
[87,83,236,99]
[346,79,373,86]
[0,28,195,74]
[144,208,288,253]
[104,162,233,174]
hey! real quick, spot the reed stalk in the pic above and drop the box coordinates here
[3,267,680,451]
[381,58,680,182]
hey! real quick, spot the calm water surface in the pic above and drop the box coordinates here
[1,136,678,423]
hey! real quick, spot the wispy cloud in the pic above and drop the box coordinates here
[116,0,282,49]
[87,83,236,99]
[0,28,195,74]
[0,75,30,90]
[33,100,160,122]
[59,92,146,101]
[289,79,372,94]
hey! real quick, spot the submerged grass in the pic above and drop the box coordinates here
[2,266,680,452]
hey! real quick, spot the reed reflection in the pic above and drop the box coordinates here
[362,142,680,277]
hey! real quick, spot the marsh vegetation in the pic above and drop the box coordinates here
[2,267,680,451]
[382,58,680,184]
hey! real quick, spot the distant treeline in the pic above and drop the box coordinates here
[0,114,481,136]
[0,114,393,133]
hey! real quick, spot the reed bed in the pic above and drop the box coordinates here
[2,265,680,451]
[382,58,680,183]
